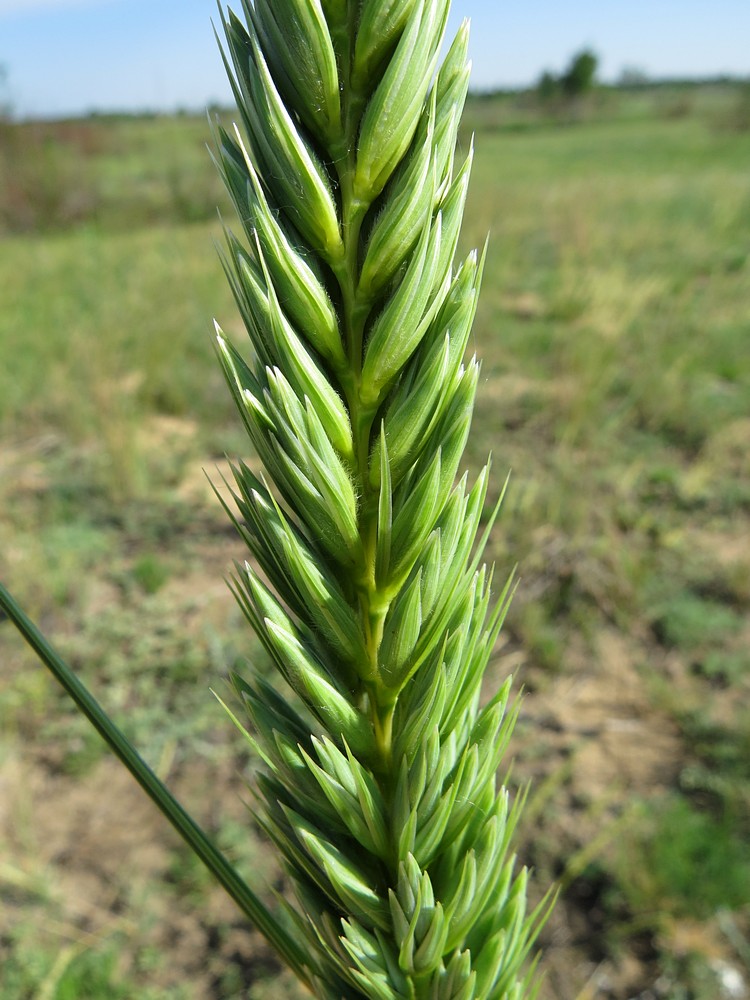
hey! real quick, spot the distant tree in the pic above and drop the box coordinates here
[0,64,11,120]
[536,70,559,101]
[561,49,598,98]
[619,66,649,88]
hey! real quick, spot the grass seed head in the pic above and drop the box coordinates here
[214,0,551,994]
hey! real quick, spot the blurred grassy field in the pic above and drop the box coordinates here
[1,84,749,999]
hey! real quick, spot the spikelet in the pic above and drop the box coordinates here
[213,1,553,995]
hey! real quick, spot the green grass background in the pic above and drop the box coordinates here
[1,84,749,998]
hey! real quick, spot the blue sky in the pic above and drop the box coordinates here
[0,0,748,119]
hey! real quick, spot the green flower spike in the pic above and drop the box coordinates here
[212,0,554,996]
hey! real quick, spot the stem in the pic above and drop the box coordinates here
[0,581,313,989]
[372,698,396,765]
[329,16,398,782]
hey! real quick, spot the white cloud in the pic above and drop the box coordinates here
[0,0,117,15]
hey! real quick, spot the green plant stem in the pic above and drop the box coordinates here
[328,43,400,779]
[0,580,313,989]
